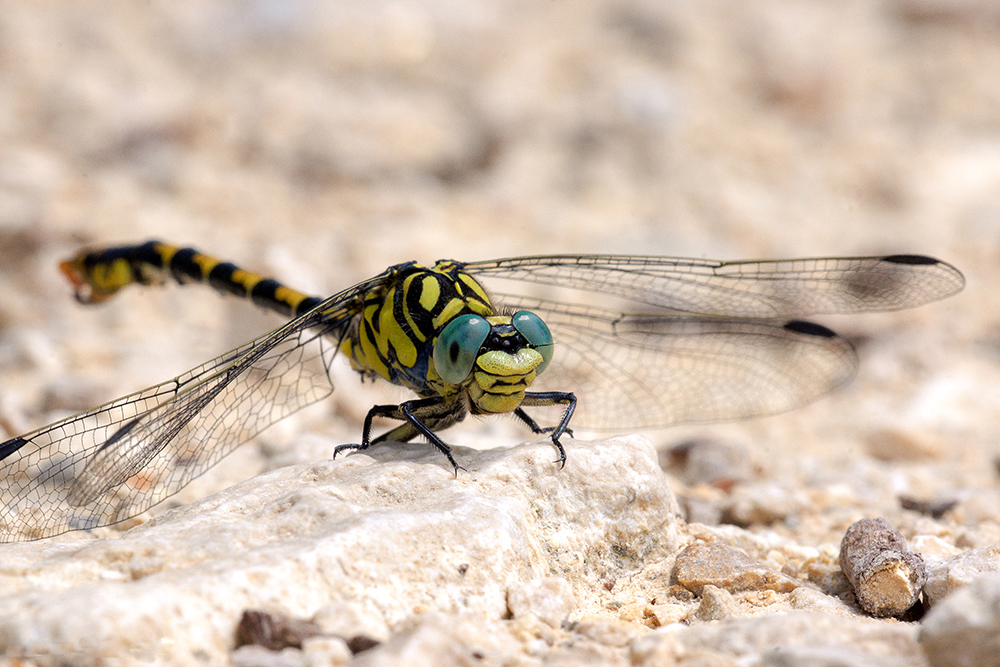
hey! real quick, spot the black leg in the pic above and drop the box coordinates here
[334,397,465,474]
[333,402,406,459]
[513,407,574,438]
[398,399,465,473]
[517,391,577,468]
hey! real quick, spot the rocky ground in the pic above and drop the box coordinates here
[1,1,999,665]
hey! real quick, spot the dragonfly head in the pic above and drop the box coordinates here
[432,311,553,414]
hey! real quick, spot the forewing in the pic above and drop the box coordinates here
[501,297,858,430]
[0,278,379,542]
[466,254,965,317]
[465,253,962,431]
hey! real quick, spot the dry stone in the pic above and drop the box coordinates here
[920,572,1000,667]
[0,436,681,666]
[673,542,799,595]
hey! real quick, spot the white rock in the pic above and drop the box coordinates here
[909,535,963,563]
[231,645,309,667]
[693,584,741,621]
[310,602,390,643]
[0,435,681,666]
[923,545,1000,606]
[506,577,575,627]
[920,572,1000,667]
[350,612,521,667]
[788,586,853,614]
[761,645,917,667]
[631,611,923,666]
[301,636,352,667]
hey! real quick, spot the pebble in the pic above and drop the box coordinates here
[663,438,751,487]
[923,545,1000,607]
[838,517,926,617]
[673,542,799,595]
[693,584,741,621]
[920,572,1000,667]
[570,618,645,647]
[506,577,575,627]
[864,428,944,461]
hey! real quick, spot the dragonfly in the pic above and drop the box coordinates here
[0,241,964,541]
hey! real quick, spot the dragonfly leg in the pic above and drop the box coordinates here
[333,403,409,460]
[513,408,574,439]
[517,391,577,468]
[334,397,466,473]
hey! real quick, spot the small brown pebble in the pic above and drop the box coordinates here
[899,494,958,519]
[235,609,380,655]
[673,542,798,595]
[234,609,323,651]
[345,635,381,654]
[694,585,741,621]
[839,517,927,617]
[865,427,943,461]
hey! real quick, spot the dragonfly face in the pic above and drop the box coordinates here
[434,311,554,415]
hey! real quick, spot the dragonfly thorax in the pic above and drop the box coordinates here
[338,261,495,393]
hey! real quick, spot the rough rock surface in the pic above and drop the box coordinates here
[1,0,998,665]
[923,545,1000,607]
[839,517,927,617]
[632,611,926,667]
[0,436,680,664]
[920,572,1000,667]
[673,541,799,595]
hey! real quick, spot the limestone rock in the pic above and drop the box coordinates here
[923,545,1000,607]
[0,436,681,666]
[864,428,944,462]
[662,438,751,487]
[507,577,576,627]
[350,613,521,667]
[631,611,924,667]
[920,572,1000,667]
[673,541,799,595]
[693,584,742,621]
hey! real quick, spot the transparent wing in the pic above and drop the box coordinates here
[0,277,382,542]
[466,254,965,317]
[500,297,857,429]
[466,254,963,431]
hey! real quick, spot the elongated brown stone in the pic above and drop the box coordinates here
[839,517,927,617]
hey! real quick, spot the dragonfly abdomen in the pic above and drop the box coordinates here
[60,240,323,319]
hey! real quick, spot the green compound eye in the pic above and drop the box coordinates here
[433,314,491,384]
[512,310,554,374]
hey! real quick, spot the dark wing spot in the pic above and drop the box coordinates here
[0,436,28,461]
[882,254,939,266]
[784,320,837,338]
[97,416,143,454]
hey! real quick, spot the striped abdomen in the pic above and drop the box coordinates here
[60,240,322,319]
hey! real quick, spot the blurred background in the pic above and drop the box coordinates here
[0,0,997,534]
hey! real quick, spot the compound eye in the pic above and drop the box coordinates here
[512,310,554,374]
[433,314,491,384]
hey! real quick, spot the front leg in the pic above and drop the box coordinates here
[516,391,577,467]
